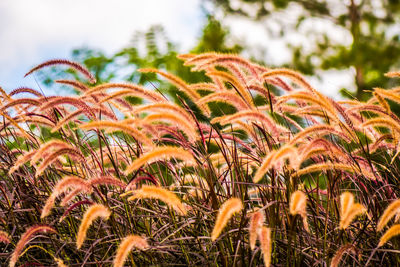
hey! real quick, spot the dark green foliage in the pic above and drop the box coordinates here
[210,0,400,100]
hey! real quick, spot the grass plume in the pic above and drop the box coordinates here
[24,59,96,84]
[378,224,400,247]
[9,225,56,267]
[259,226,272,267]
[76,204,111,249]
[113,234,149,267]
[124,146,196,175]
[249,210,264,250]
[377,200,400,231]
[211,197,243,241]
[127,185,187,215]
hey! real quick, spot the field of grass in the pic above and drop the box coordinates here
[1,53,400,266]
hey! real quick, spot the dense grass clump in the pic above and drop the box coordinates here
[1,54,400,266]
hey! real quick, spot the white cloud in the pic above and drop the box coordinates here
[0,0,357,98]
[0,0,204,90]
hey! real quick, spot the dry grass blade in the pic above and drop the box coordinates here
[127,185,187,215]
[373,91,391,113]
[211,110,284,136]
[55,79,90,92]
[143,112,199,142]
[88,175,126,188]
[290,191,307,215]
[131,102,196,126]
[385,71,400,78]
[361,117,400,133]
[289,125,344,145]
[211,197,243,241]
[76,204,111,249]
[39,96,96,119]
[0,110,33,141]
[294,163,369,178]
[196,91,250,111]
[1,98,41,111]
[8,87,43,97]
[9,150,36,175]
[205,70,254,105]
[253,145,295,183]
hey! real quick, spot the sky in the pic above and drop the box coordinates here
[0,0,354,98]
[0,0,204,91]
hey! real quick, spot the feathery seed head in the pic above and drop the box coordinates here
[211,197,243,241]
[377,200,400,231]
[378,224,400,247]
[128,185,187,215]
[249,210,264,250]
[76,204,111,249]
[9,225,56,267]
[259,226,272,267]
[113,235,149,267]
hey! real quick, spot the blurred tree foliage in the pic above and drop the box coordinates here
[57,16,243,118]
[70,16,242,88]
[49,1,400,101]
[209,0,400,100]
[51,17,237,115]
